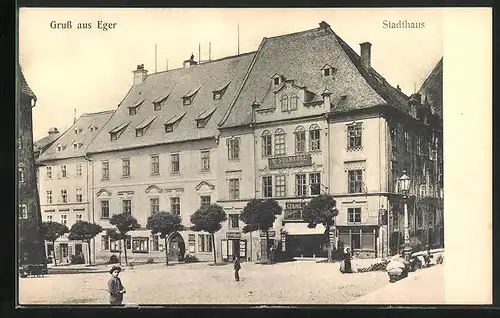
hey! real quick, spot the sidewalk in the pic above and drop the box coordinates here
[348,263,445,304]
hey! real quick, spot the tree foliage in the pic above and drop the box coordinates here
[41,221,69,243]
[240,199,282,233]
[147,211,184,266]
[302,194,339,229]
[68,221,103,242]
[109,213,140,266]
[190,204,226,265]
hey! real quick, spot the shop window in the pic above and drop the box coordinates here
[151,235,159,251]
[188,234,196,253]
[132,237,149,253]
[198,234,212,252]
[101,236,109,250]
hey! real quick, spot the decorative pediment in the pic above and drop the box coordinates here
[97,189,111,197]
[311,163,324,171]
[145,185,163,194]
[195,181,215,191]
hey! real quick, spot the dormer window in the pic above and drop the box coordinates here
[196,108,217,129]
[127,99,144,115]
[165,124,174,133]
[153,93,169,111]
[109,122,130,141]
[73,143,78,150]
[274,78,280,85]
[272,74,284,86]
[321,64,336,77]
[135,116,157,137]
[213,83,230,100]
[182,88,200,106]
[56,144,64,152]
[280,95,288,112]
[164,112,186,133]
[89,125,98,132]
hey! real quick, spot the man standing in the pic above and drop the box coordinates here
[234,257,241,282]
[108,265,126,305]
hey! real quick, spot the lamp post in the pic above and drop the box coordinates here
[399,171,412,262]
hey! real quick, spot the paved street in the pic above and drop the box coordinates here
[19,260,390,304]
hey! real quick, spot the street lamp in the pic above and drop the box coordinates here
[399,170,412,262]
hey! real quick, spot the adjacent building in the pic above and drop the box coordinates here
[37,111,113,264]
[34,127,60,160]
[18,66,45,266]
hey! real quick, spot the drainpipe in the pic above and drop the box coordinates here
[83,153,95,264]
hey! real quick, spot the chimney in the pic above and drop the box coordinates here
[183,54,198,69]
[360,42,372,69]
[132,64,148,85]
[321,89,332,109]
[319,21,330,29]
[48,127,59,135]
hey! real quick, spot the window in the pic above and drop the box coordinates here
[201,150,210,171]
[76,188,83,202]
[198,234,212,252]
[295,126,306,153]
[309,124,321,151]
[61,165,67,178]
[391,125,398,153]
[101,200,109,218]
[151,155,160,175]
[154,102,162,111]
[183,97,192,106]
[46,166,52,179]
[275,175,286,197]
[100,161,109,180]
[323,68,331,76]
[18,167,25,183]
[229,214,239,229]
[200,196,211,208]
[47,215,53,221]
[132,237,149,253]
[273,77,280,85]
[165,124,174,133]
[348,169,363,193]
[188,234,196,253]
[76,214,83,222]
[274,128,286,155]
[338,228,374,251]
[171,197,180,215]
[136,128,144,137]
[262,130,272,157]
[213,92,222,100]
[110,238,121,252]
[347,123,362,149]
[125,236,131,250]
[73,143,78,150]
[122,159,130,177]
[76,164,82,177]
[61,190,68,203]
[101,235,109,250]
[46,191,52,204]
[61,214,67,226]
[111,132,118,141]
[262,176,273,198]
[309,173,321,195]
[123,199,132,214]
[351,231,361,249]
[347,207,362,223]
[416,135,421,156]
[228,138,240,160]
[171,154,180,173]
[229,178,240,200]
[290,94,298,111]
[404,131,410,154]
[150,198,159,215]
[280,95,288,111]
[18,204,28,219]
[129,107,137,115]
[296,174,307,197]
[151,235,159,251]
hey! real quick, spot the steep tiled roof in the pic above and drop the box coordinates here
[19,66,37,100]
[220,25,409,128]
[37,110,114,162]
[418,57,443,118]
[34,133,61,153]
[87,52,255,154]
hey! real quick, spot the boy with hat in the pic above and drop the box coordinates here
[108,265,126,305]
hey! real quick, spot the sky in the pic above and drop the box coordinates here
[19,8,443,140]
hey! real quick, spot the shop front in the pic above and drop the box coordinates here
[281,222,328,258]
[221,231,247,262]
[337,225,378,259]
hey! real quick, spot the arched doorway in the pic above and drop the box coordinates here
[168,232,186,262]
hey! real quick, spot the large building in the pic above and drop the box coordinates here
[35,21,443,263]
[37,111,113,264]
[18,66,45,266]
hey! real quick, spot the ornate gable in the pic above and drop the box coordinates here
[195,180,215,192]
[145,185,163,194]
[96,189,111,197]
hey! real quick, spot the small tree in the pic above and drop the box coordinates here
[40,221,69,266]
[106,229,123,265]
[241,199,282,264]
[302,194,339,262]
[190,204,227,265]
[147,211,184,266]
[109,213,140,266]
[68,221,103,265]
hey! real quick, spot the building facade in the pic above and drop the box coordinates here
[37,111,113,264]
[18,66,45,266]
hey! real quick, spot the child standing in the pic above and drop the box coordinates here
[108,265,126,305]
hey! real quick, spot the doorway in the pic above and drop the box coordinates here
[168,232,186,262]
[59,243,69,264]
[227,239,246,261]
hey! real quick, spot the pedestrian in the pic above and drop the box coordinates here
[234,257,241,282]
[108,265,126,305]
[342,247,353,274]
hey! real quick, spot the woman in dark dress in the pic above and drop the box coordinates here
[343,248,352,274]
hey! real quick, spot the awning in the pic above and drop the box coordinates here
[283,223,326,236]
[127,230,152,237]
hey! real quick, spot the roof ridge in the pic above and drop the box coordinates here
[81,109,115,117]
[265,27,321,40]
